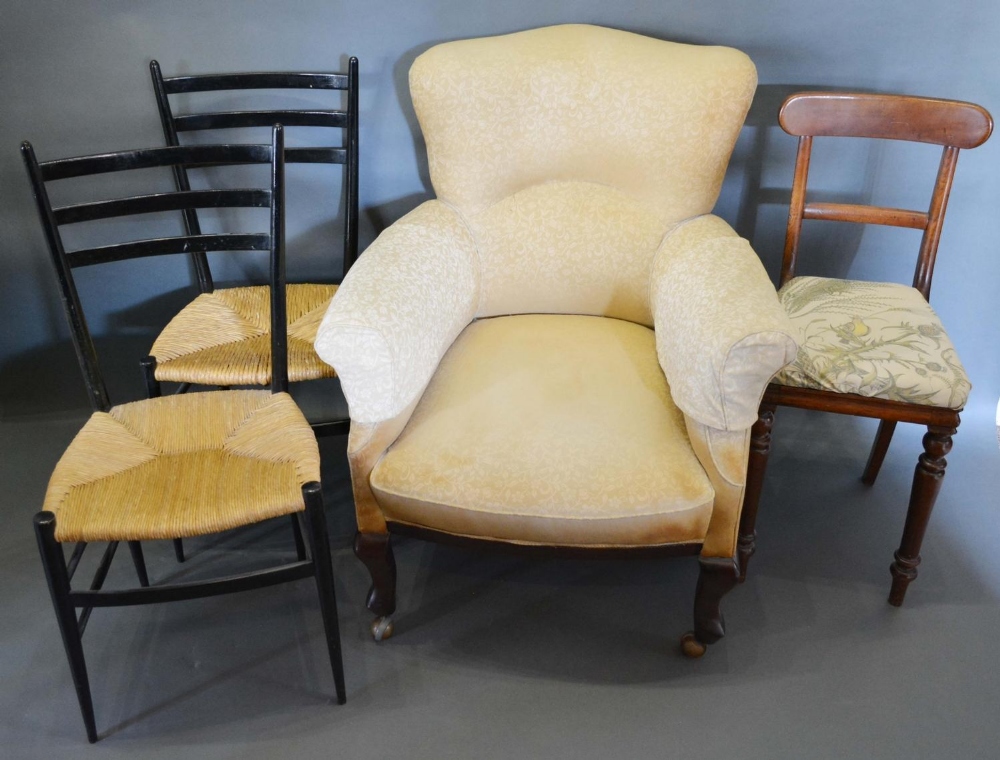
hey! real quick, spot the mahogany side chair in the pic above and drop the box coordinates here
[738,92,992,605]
[23,126,346,743]
[145,59,359,439]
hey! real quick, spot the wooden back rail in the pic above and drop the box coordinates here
[777,92,992,299]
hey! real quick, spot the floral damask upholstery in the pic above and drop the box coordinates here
[775,276,970,409]
[315,25,797,565]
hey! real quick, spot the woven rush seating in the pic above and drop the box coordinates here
[44,391,320,543]
[151,284,338,385]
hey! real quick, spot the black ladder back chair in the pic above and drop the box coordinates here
[23,126,345,743]
[146,59,358,438]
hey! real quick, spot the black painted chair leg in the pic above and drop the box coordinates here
[172,538,186,563]
[291,514,307,561]
[34,512,98,743]
[127,541,150,587]
[681,556,741,658]
[302,483,346,704]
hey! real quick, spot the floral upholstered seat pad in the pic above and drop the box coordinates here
[774,276,970,409]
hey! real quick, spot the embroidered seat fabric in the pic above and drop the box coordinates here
[152,284,338,386]
[369,315,716,547]
[775,276,970,409]
[43,390,321,542]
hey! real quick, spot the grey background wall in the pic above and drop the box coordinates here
[2,1,997,423]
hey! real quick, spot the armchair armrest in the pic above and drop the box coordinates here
[314,200,480,424]
[651,215,797,431]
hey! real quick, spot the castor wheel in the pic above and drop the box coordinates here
[371,616,394,641]
[680,631,706,659]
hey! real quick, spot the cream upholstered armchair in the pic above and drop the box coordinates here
[315,24,798,656]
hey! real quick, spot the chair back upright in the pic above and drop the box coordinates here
[777,92,992,298]
[150,59,359,292]
[21,126,289,412]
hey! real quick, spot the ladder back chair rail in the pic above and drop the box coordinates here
[150,59,359,291]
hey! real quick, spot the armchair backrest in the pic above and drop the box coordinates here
[410,24,756,325]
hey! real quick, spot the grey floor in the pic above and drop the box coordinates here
[2,398,999,758]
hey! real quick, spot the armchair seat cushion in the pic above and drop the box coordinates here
[369,314,715,547]
[775,276,970,408]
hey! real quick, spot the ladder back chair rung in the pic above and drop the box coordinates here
[738,91,992,607]
[22,126,346,743]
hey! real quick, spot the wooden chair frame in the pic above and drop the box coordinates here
[738,92,992,606]
[148,59,359,439]
[22,127,345,742]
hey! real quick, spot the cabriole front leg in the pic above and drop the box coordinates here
[681,556,741,658]
[354,532,397,640]
[888,424,956,607]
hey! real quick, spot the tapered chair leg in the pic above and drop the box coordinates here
[354,531,397,641]
[34,512,98,743]
[738,404,776,582]
[291,514,307,561]
[681,556,741,658]
[127,541,150,587]
[862,419,897,486]
[302,483,346,704]
[172,538,186,563]
[888,425,956,606]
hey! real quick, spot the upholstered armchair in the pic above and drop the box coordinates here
[315,24,798,656]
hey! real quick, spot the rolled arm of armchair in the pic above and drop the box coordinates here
[314,200,481,424]
[651,214,797,432]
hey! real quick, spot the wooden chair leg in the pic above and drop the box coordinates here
[888,424,956,607]
[127,541,150,587]
[290,514,307,561]
[738,403,776,582]
[862,419,897,486]
[172,538,186,563]
[302,483,346,704]
[681,556,741,658]
[34,512,98,743]
[354,531,397,641]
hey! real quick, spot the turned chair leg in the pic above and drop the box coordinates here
[302,483,346,704]
[681,556,741,658]
[34,512,98,743]
[888,424,956,606]
[354,532,397,641]
[862,419,897,486]
[738,403,776,582]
